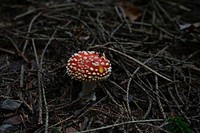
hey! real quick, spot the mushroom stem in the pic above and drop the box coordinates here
[79,81,97,101]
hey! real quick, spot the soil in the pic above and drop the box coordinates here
[0,0,200,133]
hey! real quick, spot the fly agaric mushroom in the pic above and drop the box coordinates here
[66,51,111,101]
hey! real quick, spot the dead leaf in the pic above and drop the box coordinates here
[3,115,23,125]
[0,99,23,110]
[0,124,18,133]
[179,22,200,31]
[119,0,141,22]
[65,127,78,133]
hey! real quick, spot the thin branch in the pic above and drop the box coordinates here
[0,47,16,55]
[77,119,164,133]
[41,77,49,133]
[49,115,74,128]
[40,29,57,66]
[155,75,166,119]
[23,12,43,53]
[32,39,43,125]
[20,65,24,88]
[39,29,57,133]
[5,36,28,63]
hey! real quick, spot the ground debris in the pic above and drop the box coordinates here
[0,99,23,110]
[0,0,200,132]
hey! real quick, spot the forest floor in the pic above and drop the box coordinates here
[0,0,200,133]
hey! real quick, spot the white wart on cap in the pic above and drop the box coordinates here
[67,51,112,81]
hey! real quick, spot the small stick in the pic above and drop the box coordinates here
[39,29,57,133]
[14,9,37,20]
[20,65,24,88]
[0,47,16,55]
[32,39,43,125]
[41,78,49,133]
[49,115,74,128]
[40,29,57,66]
[23,12,43,53]
[155,75,166,119]
[143,96,152,119]
[77,119,164,133]
[5,36,28,63]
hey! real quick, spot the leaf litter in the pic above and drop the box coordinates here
[0,0,200,133]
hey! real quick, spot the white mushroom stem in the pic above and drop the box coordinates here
[79,81,97,101]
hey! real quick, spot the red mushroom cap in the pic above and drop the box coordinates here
[67,51,112,81]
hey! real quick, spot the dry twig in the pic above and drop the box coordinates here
[77,119,164,133]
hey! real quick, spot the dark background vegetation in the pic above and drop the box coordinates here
[0,0,200,132]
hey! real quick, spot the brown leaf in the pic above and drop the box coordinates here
[119,0,141,22]
[65,127,78,133]
[3,115,23,125]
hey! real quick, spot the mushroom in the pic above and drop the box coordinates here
[66,51,112,101]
